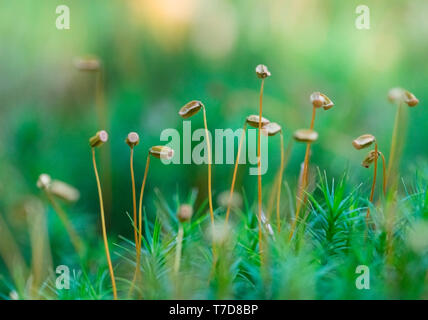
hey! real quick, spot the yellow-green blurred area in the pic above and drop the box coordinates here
[0,0,427,239]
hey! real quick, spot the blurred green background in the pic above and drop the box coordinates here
[0,0,426,262]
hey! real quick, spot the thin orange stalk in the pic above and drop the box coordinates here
[91,147,117,300]
[45,193,84,258]
[257,79,264,255]
[367,143,379,223]
[309,105,316,129]
[380,152,387,197]
[201,106,218,273]
[225,122,247,222]
[275,132,285,233]
[202,106,214,226]
[267,139,293,222]
[130,147,138,252]
[289,106,316,240]
[129,153,150,297]
[386,102,403,190]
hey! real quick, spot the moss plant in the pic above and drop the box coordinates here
[89,130,117,300]
[386,88,419,191]
[289,129,319,239]
[266,138,293,223]
[75,56,113,221]
[178,100,219,275]
[225,115,270,222]
[289,92,333,240]
[129,145,174,297]
[225,121,247,222]
[25,202,52,299]
[126,132,140,256]
[379,151,387,197]
[352,134,387,224]
[37,174,84,258]
[179,101,214,226]
[174,204,193,274]
[261,122,284,232]
[255,64,271,255]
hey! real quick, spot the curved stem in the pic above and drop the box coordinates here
[129,153,150,297]
[303,106,317,188]
[309,105,316,130]
[201,106,218,278]
[386,103,402,190]
[46,192,84,259]
[91,148,117,300]
[275,132,285,233]
[267,139,293,221]
[225,123,247,222]
[202,106,214,226]
[257,79,264,255]
[380,152,387,197]
[367,143,379,222]
[130,147,138,254]
[289,106,316,241]
[174,224,184,274]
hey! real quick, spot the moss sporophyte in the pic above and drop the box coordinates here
[70,67,420,300]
